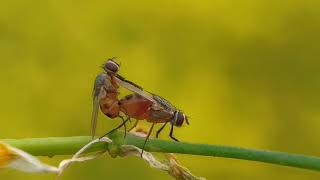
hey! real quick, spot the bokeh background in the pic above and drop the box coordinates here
[1,0,320,179]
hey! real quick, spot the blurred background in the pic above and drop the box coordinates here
[1,0,320,179]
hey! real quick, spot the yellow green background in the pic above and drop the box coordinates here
[1,1,320,179]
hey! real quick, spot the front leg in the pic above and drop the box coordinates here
[169,123,179,142]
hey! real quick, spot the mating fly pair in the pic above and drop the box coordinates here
[91,58,189,155]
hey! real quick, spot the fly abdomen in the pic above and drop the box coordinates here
[99,98,120,118]
[119,94,153,120]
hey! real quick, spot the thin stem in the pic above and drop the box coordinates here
[2,136,106,157]
[2,131,320,172]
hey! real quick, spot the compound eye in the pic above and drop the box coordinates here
[175,112,186,127]
[103,58,120,73]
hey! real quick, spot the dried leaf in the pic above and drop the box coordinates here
[0,142,58,173]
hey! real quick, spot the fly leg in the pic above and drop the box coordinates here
[119,115,127,137]
[141,123,155,158]
[99,116,131,139]
[128,119,139,132]
[169,123,179,142]
[103,101,127,137]
[156,122,168,138]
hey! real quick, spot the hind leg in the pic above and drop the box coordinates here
[99,116,130,139]
[140,123,155,157]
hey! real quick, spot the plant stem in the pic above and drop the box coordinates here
[2,131,320,172]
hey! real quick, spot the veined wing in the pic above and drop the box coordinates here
[115,74,143,90]
[91,95,100,139]
[152,94,176,112]
[91,73,108,139]
[114,75,156,104]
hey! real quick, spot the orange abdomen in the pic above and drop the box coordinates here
[119,94,153,120]
[99,93,120,118]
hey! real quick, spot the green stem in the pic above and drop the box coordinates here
[2,131,320,172]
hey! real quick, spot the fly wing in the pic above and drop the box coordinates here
[91,73,108,139]
[152,94,176,112]
[114,75,157,104]
[115,74,143,90]
[91,95,100,139]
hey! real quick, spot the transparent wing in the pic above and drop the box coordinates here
[91,73,108,139]
[152,94,176,112]
[114,75,156,103]
[91,95,100,139]
[115,74,143,90]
